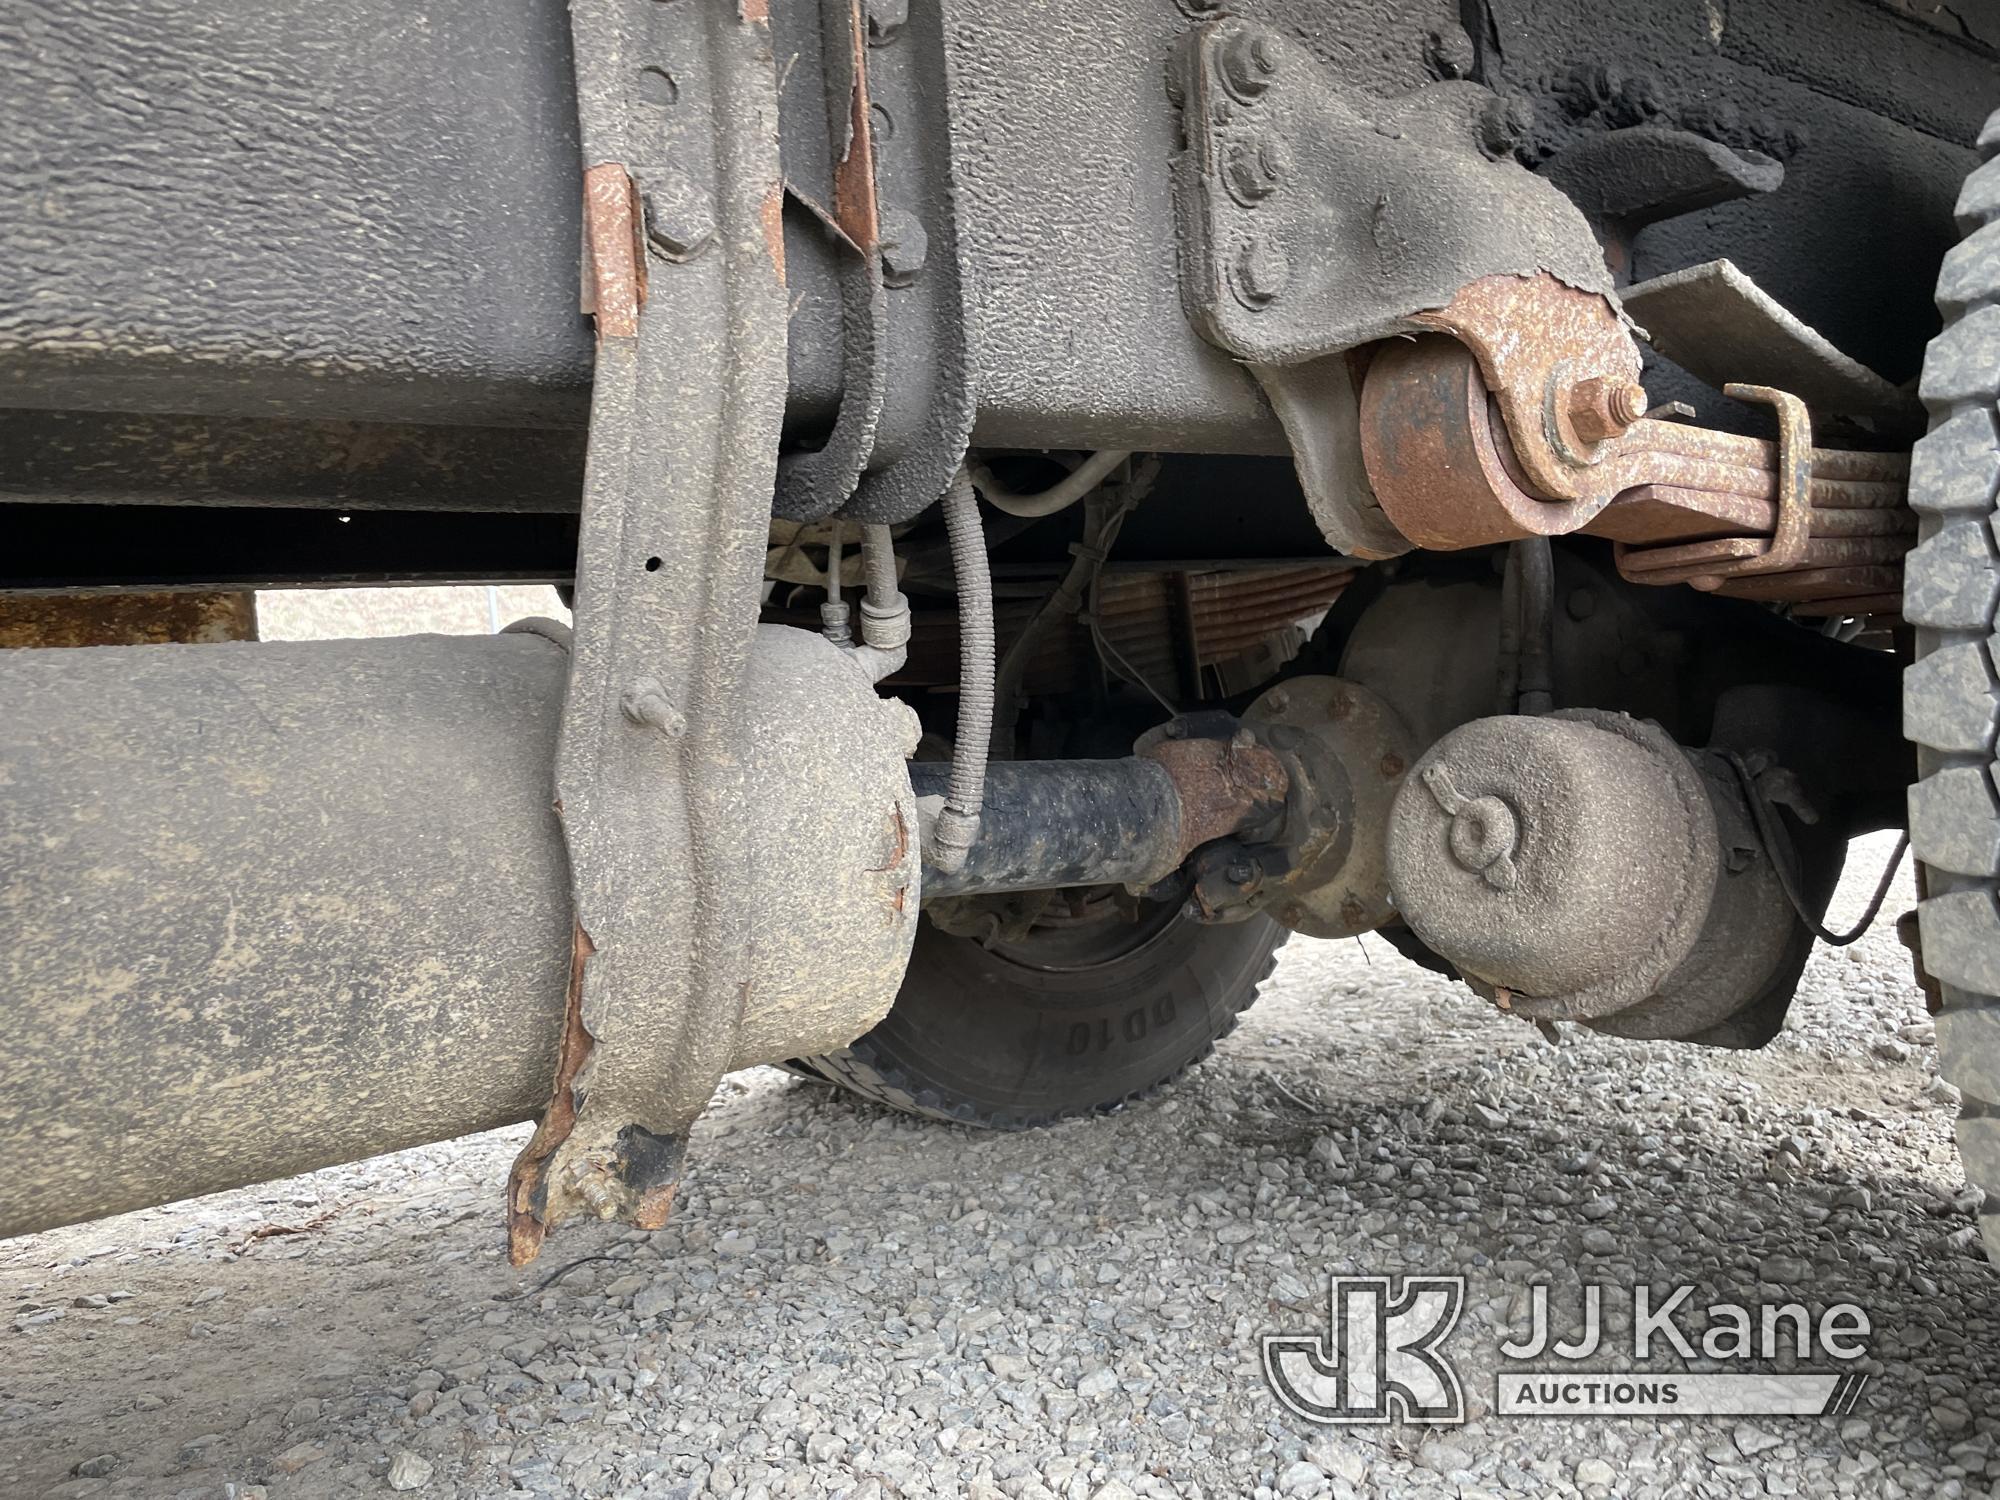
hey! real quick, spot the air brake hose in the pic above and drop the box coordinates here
[928,467,992,874]
[849,523,910,684]
[860,523,900,613]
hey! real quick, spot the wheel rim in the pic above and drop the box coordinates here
[975,886,1187,974]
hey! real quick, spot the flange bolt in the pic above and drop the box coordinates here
[1218,28,1280,100]
[1233,238,1290,308]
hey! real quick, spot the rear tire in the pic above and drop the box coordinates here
[1907,106,2000,1263]
[800,896,1285,1128]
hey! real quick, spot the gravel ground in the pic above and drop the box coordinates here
[4,594,1995,1499]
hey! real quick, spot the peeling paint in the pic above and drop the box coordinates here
[581,163,642,340]
[761,181,787,280]
[507,921,598,1268]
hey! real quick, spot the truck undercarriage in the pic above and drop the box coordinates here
[3,0,1997,1265]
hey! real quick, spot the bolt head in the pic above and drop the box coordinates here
[1476,94,1534,159]
[864,0,908,45]
[819,600,853,646]
[878,207,928,286]
[620,677,686,736]
[1423,26,1477,80]
[1218,28,1280,102]
[1223,136,1287,204]
[642,174,714,261]
[1232,237,1290,308]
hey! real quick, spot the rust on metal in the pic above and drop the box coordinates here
[507,922,599,1268]
[829,0,881,253]
[1142,734,1290,861]
[1606,384,1814,585]
[873,804,913,916]
[1359,335,1601,546]
[1708,383,1812,576]
[1617,533,1912,583]
[1705,563,1906,603]
[0,589,257,647]
[762,181,787,280]
[1590,479,1912,546]
[1605,385,1910,604]
[1587,484,1775,543]
[1360,334,1914,614]
[869,802,911,874]
[1243,674,1413,940]
[632,1181,679,1232]
[581,163,644,340]
[744,0,783,273]
[1568,374,1649,445]
[1412,271,1646,505]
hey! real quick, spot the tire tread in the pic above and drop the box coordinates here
[800,936,1283,1130]
[1912,141,2000,1262]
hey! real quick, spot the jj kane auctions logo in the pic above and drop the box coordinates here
[1262,1276,1873,1423]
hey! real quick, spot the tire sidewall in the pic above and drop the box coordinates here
[839,909,1284,1124]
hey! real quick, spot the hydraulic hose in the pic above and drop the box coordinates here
[849,522,911,683]
[860,523,899,611]
[820,522,851,645]
[929,467,992,873]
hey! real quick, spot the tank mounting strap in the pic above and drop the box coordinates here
[506,0,790,1267]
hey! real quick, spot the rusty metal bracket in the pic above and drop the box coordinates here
[1411,272,1647,507]
[1167,19,1624,556]
[508,0,790,1265]
[1605,383,1814,586]
[1357,335,1913,615]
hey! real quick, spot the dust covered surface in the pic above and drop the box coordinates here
[3,831,1996,1499]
